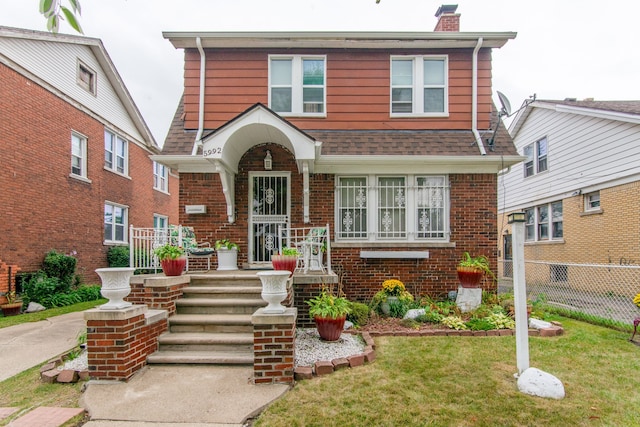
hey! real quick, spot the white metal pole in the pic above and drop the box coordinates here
[512,219,529,374]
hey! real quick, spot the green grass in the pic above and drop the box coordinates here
[0,299,106,329]
[255,317,640,426]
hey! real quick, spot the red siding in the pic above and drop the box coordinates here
[181,48,493,131]
[0,64,178,283]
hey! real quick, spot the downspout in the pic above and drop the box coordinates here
[191,36,206,156]
[472,37,486,155]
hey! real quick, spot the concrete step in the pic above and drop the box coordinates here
[157,332,253,352]
[181,286,263,299]
[169,314,253,333]
[176,298,266,315]
[147,350,253,365]
[188,273,262,288]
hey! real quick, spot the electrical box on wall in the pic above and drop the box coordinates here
[185,205,206,214]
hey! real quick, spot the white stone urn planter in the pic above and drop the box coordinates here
[95,267,135,310]
[216,248,238,271]
[257,271,290,314]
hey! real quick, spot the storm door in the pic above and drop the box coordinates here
[249,172,290,264]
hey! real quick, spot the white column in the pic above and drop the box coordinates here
[512,219,529,374]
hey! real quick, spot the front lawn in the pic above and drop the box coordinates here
[255,317,640,426]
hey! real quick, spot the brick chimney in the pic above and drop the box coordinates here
[434,4,460,32]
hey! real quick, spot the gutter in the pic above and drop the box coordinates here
[192,36,206,156]
[471,37,486,155]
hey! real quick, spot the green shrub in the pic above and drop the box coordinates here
[107,246,130,267]
[347,302,370,327]
[466,317,495,331]
[415,308,443,324]
[388,300,409,318]
[22,272,61,305]
[42,250,77,292]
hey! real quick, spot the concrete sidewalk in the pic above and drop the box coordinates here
[0,311,86,382]
[81,365,290,426]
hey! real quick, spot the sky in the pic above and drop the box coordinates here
[2,0,640,146]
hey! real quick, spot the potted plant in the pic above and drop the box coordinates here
[215,239,239,271]
[306,287,352,341]
[370,279,414,316]
[457,252,496,288]
[271,247,299,277]
[0,290,23,316]
[154,244,186,276]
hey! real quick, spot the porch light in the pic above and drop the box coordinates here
[507,211,526,224]
[264,150,272,170]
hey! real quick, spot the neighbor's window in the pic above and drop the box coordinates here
[524,201,563,242]
[153,161,168,192]
[104,129,128,175]
[70,131,88,178]
[523,136,548,177]
[269,55,325,115]
[391,56,447,115]
[77,60,96,95]
[584,191,600,211]
[336,175,449,241]
[104,202,128,243]
[153,214,168,230]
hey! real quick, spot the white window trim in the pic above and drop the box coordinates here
[70,130,92,183]
[523,136,549,178]
[104,201,129,245]
[104,128,130,177]
[389,55,449,118]
[335,174,450,243]
[154,214,169,230]
[268,54,327,117]
[524,201,563,243]
[584,191,601,212]
[153,161,169,193]
[77,59,97,96]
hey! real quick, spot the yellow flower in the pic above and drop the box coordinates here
[382,279,405,296]
[633,293,640,309]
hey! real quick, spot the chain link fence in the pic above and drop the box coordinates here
[499,260,640,326]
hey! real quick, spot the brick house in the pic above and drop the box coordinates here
[0,27,178,287]
[157,6,520,302]
[498,99,640,275]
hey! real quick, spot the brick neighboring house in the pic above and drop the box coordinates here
[157,6,520,301]
[0,27,178,288]
[498,99,640,273]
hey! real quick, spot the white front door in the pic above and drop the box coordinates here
[248,172,291,264]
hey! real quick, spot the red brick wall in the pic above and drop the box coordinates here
[86,312,167,381]
[178,144,498,303]
[0,64,178,284]
[0,259,20,295]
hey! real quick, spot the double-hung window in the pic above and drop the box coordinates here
[153,161,168,192]
[337,175,448,241]
[584,191,600,212]
[104,129,128,175]
[391,56,448,116]
[104,202,128,243]
[70,131,88,179]
[523,137,548,177]
[524,201,563,242]
[269,55,326,115]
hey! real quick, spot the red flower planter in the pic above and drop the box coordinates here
[314,315,346,341]
[271,255,297,277]
[457,268,483,288]
[1,302,23,317]
[161,258,186,276]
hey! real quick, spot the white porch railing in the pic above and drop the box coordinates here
[279,224,331,274]
[129,225,191,272]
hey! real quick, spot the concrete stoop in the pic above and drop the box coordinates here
[147,273,266,366]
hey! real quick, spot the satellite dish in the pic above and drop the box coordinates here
[497,91,512,117]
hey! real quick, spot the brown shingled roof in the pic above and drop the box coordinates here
[162,95,198,155]
[542,99,640,116]
[161,96,518,157]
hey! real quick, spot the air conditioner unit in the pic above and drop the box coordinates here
[185,205,206,214]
